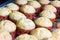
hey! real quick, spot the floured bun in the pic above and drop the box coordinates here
[30,28,52,40]
[7,3,19,11]
[0,28,12,40]
[28,1,41,9]
[20,5,36,19]
[0,20,16,32]
[15,0,27,6]
[38,0,50,5]
[9,11,26,21]
[39,10,56,19]
[52,29,60,40]
[28,1,41,12]
[43,5,57,13]
[16,18,35,30]
[34,17,52,28]
[51,1,60,7]
[0,7,11,16]
[20,5,35,13]
[16,34,38,40]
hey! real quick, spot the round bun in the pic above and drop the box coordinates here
[43,5,57,13]
[39,10,56,19]
[16,34,38,40]
[35,17,52,28]
[28,1,41,8]
[51,1,60,7]
[38,0,50,5]
[0,20,16,32]
[20,5,35,13]
[30,28,52,40]
[0,28,12,40]
[16,18,35,30]
[9,11,26,21]
[7,3,19,11]
[15,0,27,5]
[0,7,11,16]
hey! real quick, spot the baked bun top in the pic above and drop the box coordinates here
[28,1,41,8]
[0,20,16,32]
[9,11,26,21]
[20,5,35,13]
[0,28,12,40]
[38,0,50,5]
[7,3,19,11]
[16,18,35,30]
[15,0,27,5]
[51,1,60,7]
[0,7,11,16]
[16,34,38,40]
[35,17,52,27]
[39,10,56,19]
[30,28,52,40]
[43,5,57,13]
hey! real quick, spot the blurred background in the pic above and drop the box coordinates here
[0,0,13,7]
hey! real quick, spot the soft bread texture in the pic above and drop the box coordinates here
[20,5,35,13]
[28,1,41,8]
[43,5,57,13]
[16,34,38,40]
[38,0,50,4]
[7,3,19,11]
[35,17,52,27]
[0,7,11,16]
[0,20,16,32]
[30,28,52,40]
[0,28,12,40]
[39,10,56,19]
[9,11,26,21]
[16,18,35,30]
[52,29,60,40]
[15,0,27,5]
[51,1,60,7]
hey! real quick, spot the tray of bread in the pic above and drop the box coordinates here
[0,0,60,40]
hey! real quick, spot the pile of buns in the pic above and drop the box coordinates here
[0,0,60,40]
